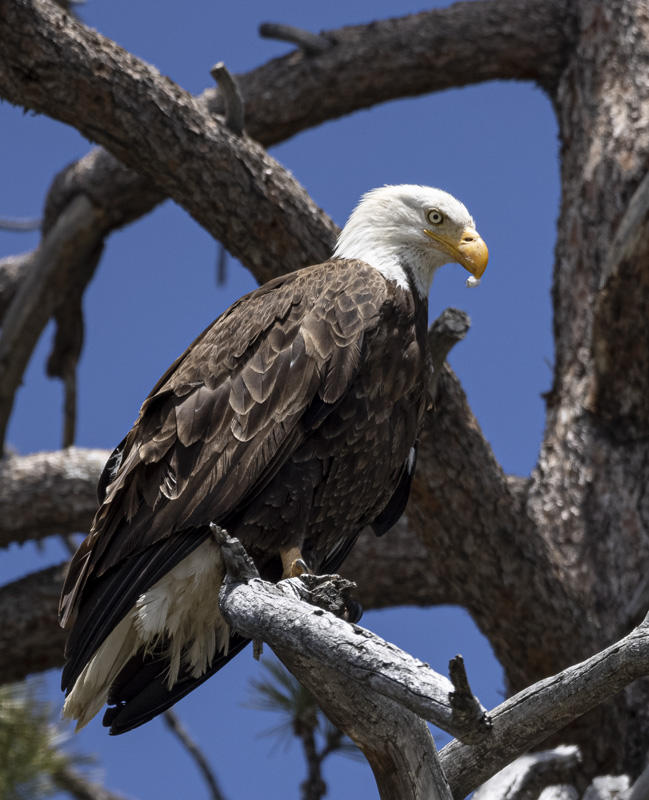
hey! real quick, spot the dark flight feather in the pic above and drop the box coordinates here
[60,258,429,731]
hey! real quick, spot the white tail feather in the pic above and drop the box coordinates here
[63,540,229,728]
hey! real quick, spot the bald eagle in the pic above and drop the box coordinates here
[59,185,488,734]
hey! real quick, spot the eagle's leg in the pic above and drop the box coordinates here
[279,546,311,579]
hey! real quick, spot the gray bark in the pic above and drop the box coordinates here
[216,540,649,798]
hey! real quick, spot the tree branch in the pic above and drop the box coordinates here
[162,710,227,800]
[0,448,106,548]
[218,569,489,742]
[0,563,67,681]
[0,0,339,284]
[472,746,581,800]
[220,0,573,142]
[439,615,649,798]
[0,195,104,452]
[0,215,41,231]
[51,764,132,800]
[209,63,244,136]
[1,0,574,321]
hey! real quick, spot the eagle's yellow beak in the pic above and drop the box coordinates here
[423,226,489,280]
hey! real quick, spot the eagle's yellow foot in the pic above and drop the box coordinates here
[280,546,311,579]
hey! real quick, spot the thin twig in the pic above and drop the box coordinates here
[210,62,244,135]
[216,243,228,286]
[0,215,42,232]
[162,710,228,800]
[62,368,77,448]
[259,22,333,55]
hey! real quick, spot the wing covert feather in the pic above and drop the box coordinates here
[60,260,386,628]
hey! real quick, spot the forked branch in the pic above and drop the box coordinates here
[216,530,649,799]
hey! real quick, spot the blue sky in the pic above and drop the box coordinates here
[0,0,560,797]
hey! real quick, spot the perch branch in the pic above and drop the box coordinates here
[217,531,489,743]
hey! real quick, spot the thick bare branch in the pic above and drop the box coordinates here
[217,0,573,141]
[472,746,581,800]
[279,649,452,800]
[216,531,489,743]
[218,539,649,798]
[0,563,67,682]
[0,447,106,548]
[2,0,574,317]
[0,0,338,284]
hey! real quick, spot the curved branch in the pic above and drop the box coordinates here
[0,0,339,283]
[2,0,574,317]
[162,710,228,800]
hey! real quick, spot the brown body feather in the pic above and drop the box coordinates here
[60,258,429,732]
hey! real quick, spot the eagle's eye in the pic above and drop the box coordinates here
[426,209,444,225]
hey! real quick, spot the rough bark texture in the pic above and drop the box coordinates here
[0,563,67,681]
[0,448,106,547]
[2,0,649,792]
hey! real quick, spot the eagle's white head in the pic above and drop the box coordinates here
[333,184,488,296]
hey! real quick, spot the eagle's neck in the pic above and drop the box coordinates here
[333,230,440,299]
